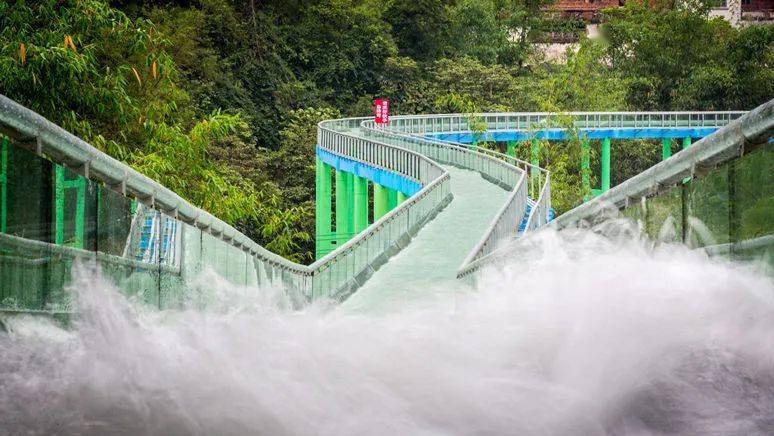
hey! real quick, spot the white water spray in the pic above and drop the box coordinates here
[1,225,773,435]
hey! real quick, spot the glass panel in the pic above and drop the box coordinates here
[734,143,773,241]
[6,142,52,242]
[687,165,729,248]
[96,186,135,257]
[645,186,683,242]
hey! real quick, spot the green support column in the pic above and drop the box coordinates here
[315,157,332,259]
[373,183,389,221]
[581,138,591,202]
[530,137,540,179]
[0,138,7,233]
[397,191,408,204]
[335,170,353,245]
[353,175,368,233]
[662,137,672,160]
[387,188,398,210]
[601,137,611,192]
[506,141,516,158]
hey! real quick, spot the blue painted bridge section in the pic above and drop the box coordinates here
[316,146,421,195]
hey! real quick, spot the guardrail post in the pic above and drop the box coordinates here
[581,137,591,202]
[662,137,672,160]
[601,137,611,192]
[353,174,368,233]
[315,157,332,259]
[335,169,353,246]
[373,183,389,220]
[0,137,6,233]
[54,165,65,245]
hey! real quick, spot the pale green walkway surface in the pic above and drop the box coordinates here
[340,166,509,313]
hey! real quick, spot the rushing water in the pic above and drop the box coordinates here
[1,224,774,435]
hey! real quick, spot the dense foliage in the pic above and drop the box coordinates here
[1,0,771,261]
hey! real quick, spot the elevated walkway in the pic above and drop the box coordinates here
[343,166,509,312]
[0,93,770,314]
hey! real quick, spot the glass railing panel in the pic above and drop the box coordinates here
[687,165,730,247]
[4,141,53,243]
[645,186,683,242]
[734,142,773,242]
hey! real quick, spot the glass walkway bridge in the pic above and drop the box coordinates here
[0,94,771,314]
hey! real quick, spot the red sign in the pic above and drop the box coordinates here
[374,98,390,124]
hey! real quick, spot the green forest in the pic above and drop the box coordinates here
[1,0,772,262]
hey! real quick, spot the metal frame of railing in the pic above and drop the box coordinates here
[0,96,453,304]
[308,118,451,299]
[551,100,773,229]
[458,100,772,277]
[385,111,746,135]
[358,120,552,279]
[2,91,760,305]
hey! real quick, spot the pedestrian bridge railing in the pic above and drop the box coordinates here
[359,119,552,279]
[384,111,747,136]
[7,92,756,311]
[0,96,455,310]
[458,99,773,275]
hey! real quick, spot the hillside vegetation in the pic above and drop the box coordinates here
[1,0,771,261]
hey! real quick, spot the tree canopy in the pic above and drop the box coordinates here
[1,0,771,260]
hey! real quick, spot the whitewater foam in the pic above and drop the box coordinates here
[1,227,773,435]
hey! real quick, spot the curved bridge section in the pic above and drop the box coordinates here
[0,92,758,313]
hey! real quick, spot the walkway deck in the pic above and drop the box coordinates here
[341,166,509,312]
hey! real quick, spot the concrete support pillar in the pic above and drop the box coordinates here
[373,183,389,221]
[581,138,591,202]
[353,175,368,234]
[335,170,353,245]
[601,137,611,192]
[662,137,672,161]
[315,158,332,259]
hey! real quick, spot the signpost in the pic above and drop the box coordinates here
[374,98,389,125]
